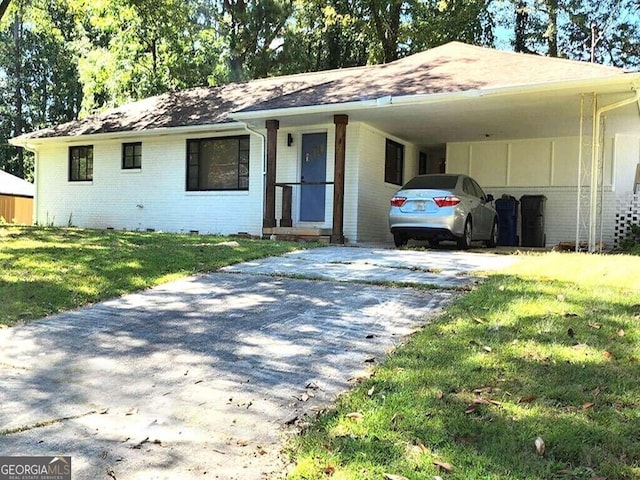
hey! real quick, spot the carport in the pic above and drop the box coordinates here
[233,42,640,251]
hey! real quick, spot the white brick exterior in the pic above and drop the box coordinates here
[35,130,264,235]
[354,124,418,243]
[31,106,640,247]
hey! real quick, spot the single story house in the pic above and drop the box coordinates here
[10,42,640,250]
[0,169,34,224]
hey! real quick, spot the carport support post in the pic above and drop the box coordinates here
[331,114,348,244]
[264,119,279,229]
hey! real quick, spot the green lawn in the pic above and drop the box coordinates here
[0,226,306,326]
[287,252,640,480]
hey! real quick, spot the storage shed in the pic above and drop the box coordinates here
[0,170,34,224]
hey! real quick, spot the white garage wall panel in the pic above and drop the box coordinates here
[355,124,418,243]
[446,136,623,247]
[449,137,583,188]
[35,131,264,235]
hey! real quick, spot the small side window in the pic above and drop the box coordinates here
[122,142,142,169]
[69,145,94,181]
[385,139,404,186]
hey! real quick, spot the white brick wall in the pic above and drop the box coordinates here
[355,124,419,243]
[35,130,264,235]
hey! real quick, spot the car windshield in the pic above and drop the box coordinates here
[402,175,459,190]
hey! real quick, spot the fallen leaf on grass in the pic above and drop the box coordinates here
[518,395,536,404]
[617,329,625,337]
[383,473,409,480]
[482,345,493,353]
[603,351,615,360]
[367,386,375,397]
[433,460,453,472]
[588,322,601,330]
[346,412,364,421]
[535,436,545,456]
[323,465,335,475]
[582,402,595,409]
[473,386,492,394]
[557,294,565,302]
[464,404,479,414]
[416,442,429,453]
[435,390,444,399]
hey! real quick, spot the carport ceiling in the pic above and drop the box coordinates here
[272,83,639,148]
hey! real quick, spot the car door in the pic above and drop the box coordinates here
[462,177,483,239]
[470,178,492,238]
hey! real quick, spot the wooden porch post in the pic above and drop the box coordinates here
[332,114,348,244]
[264,119,279,229]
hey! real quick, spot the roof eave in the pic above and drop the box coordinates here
[9,121,248,149]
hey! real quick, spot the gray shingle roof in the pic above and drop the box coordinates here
[14,42,630,142]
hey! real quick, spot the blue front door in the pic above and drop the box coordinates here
[300,133,327,222]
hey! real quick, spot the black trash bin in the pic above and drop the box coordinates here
[495,196,519,246]
[520,195,547,247]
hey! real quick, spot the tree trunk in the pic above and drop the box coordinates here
[368,0,402,63]
[0,0,11,21]
[514,1,529,53]
[545,0,558,57]
[13,4,24,178]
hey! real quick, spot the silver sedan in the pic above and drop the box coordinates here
[388,174,498,249]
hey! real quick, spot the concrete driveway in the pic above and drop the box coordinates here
[0,246,517,479]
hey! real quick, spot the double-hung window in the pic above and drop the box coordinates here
[69,146,93,182]
[186,136,250,191]
[384,139,404,186]
[122,142,142,169]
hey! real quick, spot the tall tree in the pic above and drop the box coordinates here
[218,0,294,82]
[0,0,82,179]
[366,0,405,62]
[278,0,370,74]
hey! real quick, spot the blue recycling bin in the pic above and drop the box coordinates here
[495,196,519,246]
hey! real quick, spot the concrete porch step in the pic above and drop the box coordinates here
[263,227,332,243]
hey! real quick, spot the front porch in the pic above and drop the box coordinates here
[261,115,349,244]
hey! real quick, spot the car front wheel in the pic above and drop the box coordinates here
[485,218,498,248]
[457,218,472,250]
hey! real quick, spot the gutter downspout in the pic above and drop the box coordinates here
[589,87,640,252]
[242,122,267,234]
[242,122,266,174]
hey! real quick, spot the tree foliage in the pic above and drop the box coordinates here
[2,0,640,180]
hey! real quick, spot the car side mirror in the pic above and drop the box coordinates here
[485,194,494,202]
